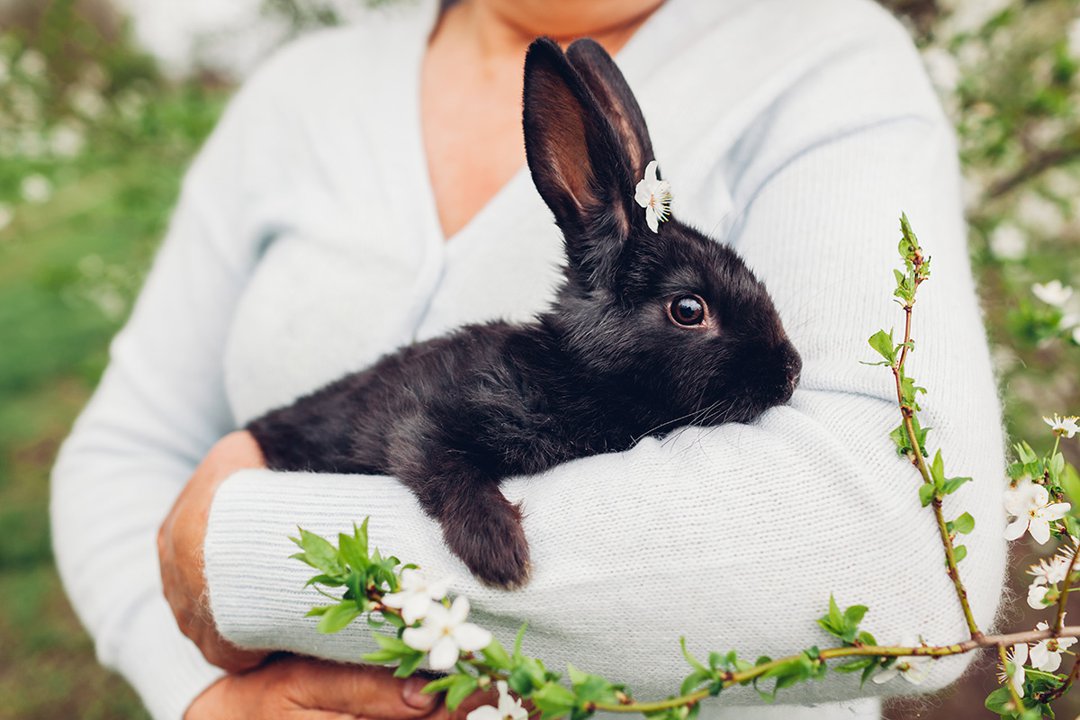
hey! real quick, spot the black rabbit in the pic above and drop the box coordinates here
[247,37,801,588]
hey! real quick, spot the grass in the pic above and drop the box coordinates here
[0,86,223,720]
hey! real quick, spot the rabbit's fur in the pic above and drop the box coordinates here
[248,38,801,588]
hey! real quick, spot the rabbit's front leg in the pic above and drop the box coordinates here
[387,417,531,588]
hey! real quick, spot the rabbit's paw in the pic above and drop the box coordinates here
[441,496,531,589]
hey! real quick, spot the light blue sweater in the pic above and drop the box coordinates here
[52,1,1007,718]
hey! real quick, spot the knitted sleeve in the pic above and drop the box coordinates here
[203,111,1007,707]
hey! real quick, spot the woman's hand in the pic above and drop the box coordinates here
[186,656,497,720]
[185,656,446,719]
[159,430,268,671]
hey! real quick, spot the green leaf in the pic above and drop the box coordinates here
[446,675,479,711]
[338,532,369,571]
[532,682,578,716]
[680,637,708,673]
[833,658,874,673]
[293,527,344,576]
[918,483,936,507]
[680,668,711,696]
[393,651,425,678]
[568,665,619,704]
[952,512,976,534]
[1061,463,1080,510]
[984,686,1013,714]
[513,623,528,661]
[363,634,415,664]
[483,637,513,671]
[942,476,972,495]
[316,602,360,634]
[868,330,896,364]
[843,605,868,627]
[953,545,967,564]
[422,675,459,695]
[930,450,945,485]
[1016,442,1038,465]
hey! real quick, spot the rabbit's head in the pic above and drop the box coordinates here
[524,38,801,427]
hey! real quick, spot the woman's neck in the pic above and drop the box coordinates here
[435,0,665,62]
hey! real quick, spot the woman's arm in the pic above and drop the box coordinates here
[202,109,1007,704]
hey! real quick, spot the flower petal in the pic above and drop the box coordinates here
[403,594,433,625]
[1044,503,1071,521]
[448,596,471,625]
[644,160,659,185]
[1005,518,1030,541]
[429,636,460,670]
[467,706,502,720]
[1030,518,1052,545]
[634,181,651,208]
[872,667,898,685]
[453,622,493,652]
[403,624,439,652]
[646,207,659,233]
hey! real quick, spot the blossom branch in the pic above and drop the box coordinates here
[887,215,982,640]
[1055,542,1080,634]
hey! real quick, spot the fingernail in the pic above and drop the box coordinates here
[403,676,437,709]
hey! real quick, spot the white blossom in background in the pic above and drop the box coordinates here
[988,223,1027,260]
[16,49,46,79]
[921,46,961,94]
[872,637,932,685]
[1044,414,1080,438]
[1004,478,1071,544]
[1016,192,1064,236]
[1032,280,1074,308]
[1068,16,1080,60]
[0,204,12,233]
[466,681,529,720]
[1073,326,1080,345]
[49,123,86,158]
[1028,554,1070,587]
[1027,581,1051,609]
[20,174,53,204]
[69,87,107,121]
[940,0,1013,36]
[402,596,492,670]
[1030,618,1077,672]
[381,569,450,624]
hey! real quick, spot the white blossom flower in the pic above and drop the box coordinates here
[16,49,46,79]
[466,681,528,720]
[0,203,12,233]
[1030,618,1077,672]
[634,160,672,233]
[1044,414,1079,439]
[49,123,85,158]
[381,569,450,624]
[1017,193,1064,236]
[872,637,932,685]
[20,174,53,204]
[1033,280,1074,308]
[1028,554,1071,587]
[1004,479,1071,544]
[402,596,491,670]
[997,643,1028,698]
[69,86,107,120]
[988,223,1026,261]
[1027,582,1051,609]
[1068,17,1080,61]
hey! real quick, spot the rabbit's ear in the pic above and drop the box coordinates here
[523,38,637,281]
[565,38,655,185]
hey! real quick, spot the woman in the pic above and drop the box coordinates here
[51,0,1008,718]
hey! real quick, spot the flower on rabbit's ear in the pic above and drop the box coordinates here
[634,160,672,233]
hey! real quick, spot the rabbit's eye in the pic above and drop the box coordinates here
[669,295,706,327]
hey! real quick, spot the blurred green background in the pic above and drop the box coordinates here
[0,1,1078,718]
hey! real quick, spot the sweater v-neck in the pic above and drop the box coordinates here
[389,0,679,254]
